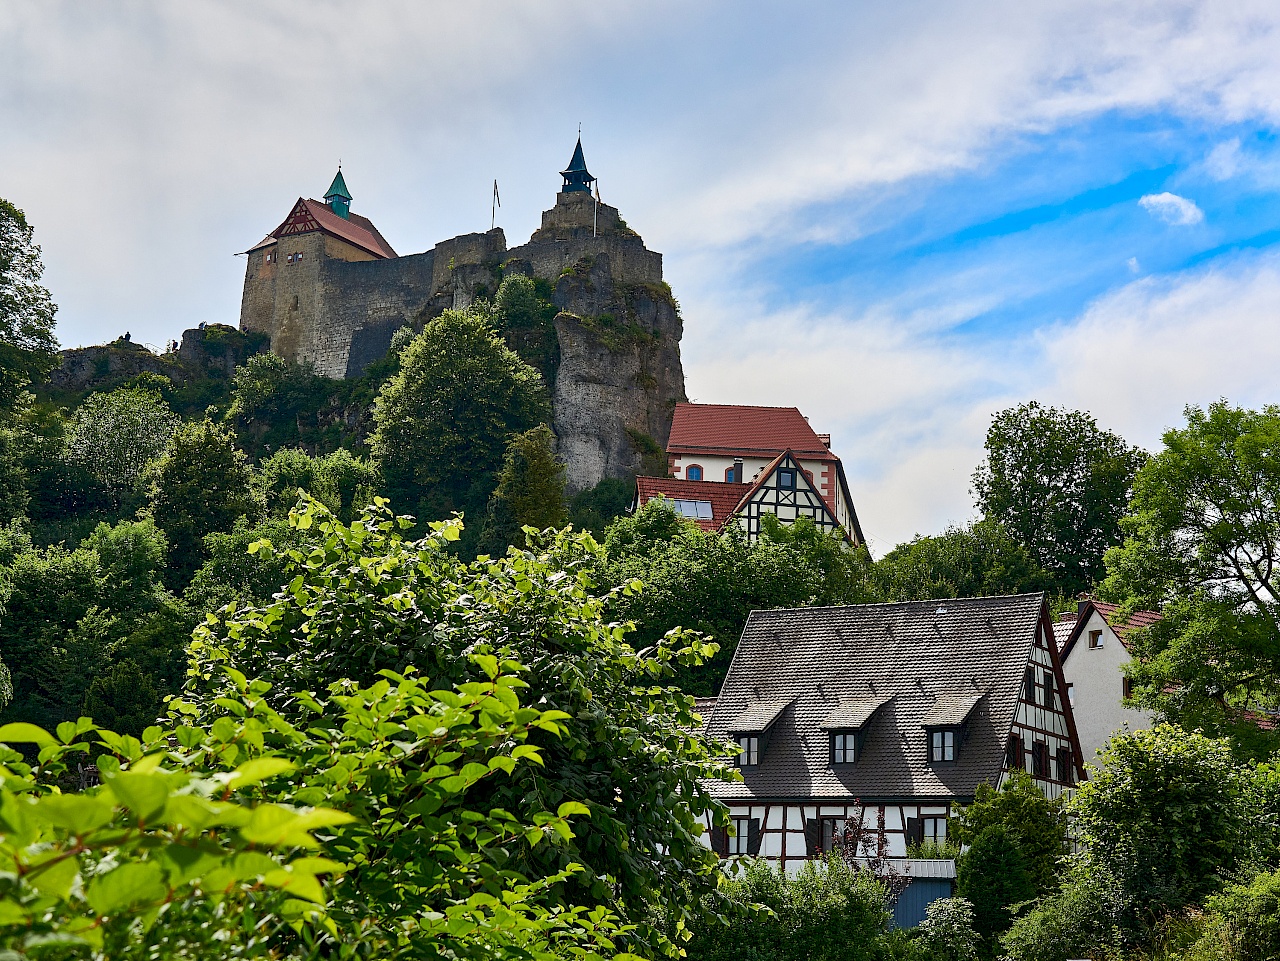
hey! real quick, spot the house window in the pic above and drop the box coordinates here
[264,250,275,263]
[727,816,751,856]
[1023,667,1036,702]
[672,499,714,520]
[737,735,759,767]
[1089,630,1104,649]
[1031,740,1048,777]
[923,817,948,844]
[1056,746,1075,785]
[820,817,842,853]
[831,731,856,764]
[724,465,738,482]
[1066,682,1074,706]
[1043,671,1055,709]
[930,729,956,762]
[685,464,704,481]
[778,469,796,490]
[1006,735,1023,771]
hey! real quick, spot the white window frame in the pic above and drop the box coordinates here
[930,729,956,762]
[923,817,947,844]
[737,735,759,767]
[831,731,856,764]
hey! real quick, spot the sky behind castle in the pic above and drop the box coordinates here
[5,1,1280,553]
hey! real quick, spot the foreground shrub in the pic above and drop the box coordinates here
[1194,869,1280,961]
[916,897,980,961]
[683,855,891,961]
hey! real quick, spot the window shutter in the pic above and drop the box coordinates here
[803,818,821,857]
[709,825,727,857]
[748,819,762,856]
[905,817,923,847]
[1044,671,1055,708]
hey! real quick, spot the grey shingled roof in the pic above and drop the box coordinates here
[820,696,892,730]
[705,593,1046,802]
[729,699,793,733]
[920,693,984,727]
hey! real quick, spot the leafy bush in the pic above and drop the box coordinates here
[1194,869,1280,961]
[185,496,735,958]
[952,771,1066,899]
[683,855,891,961]
[1001,861,1129,961]
[917,897,980,961]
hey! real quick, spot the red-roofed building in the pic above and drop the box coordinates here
[1056,598,1161,765]
[636,403,864,544]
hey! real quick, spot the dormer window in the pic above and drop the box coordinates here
[831,731,857,764]
[930,729,956,762]
[729,699,792,770]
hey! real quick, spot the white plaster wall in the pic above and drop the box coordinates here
[1060,610,1154,766]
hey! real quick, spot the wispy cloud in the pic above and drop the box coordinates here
[1138,192,1204,225]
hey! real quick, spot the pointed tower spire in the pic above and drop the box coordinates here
[325,167,352,219]
[559,137,596,194]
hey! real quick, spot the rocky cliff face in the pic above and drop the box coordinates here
[547,254,684,490]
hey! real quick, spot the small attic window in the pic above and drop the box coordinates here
[1089,630,1104,649]
[737,735,759,766]
[830,731,857,764]
[685,464,704,481]
[778,469,796,490]
[264,250,275,263]
[930,729,956,763]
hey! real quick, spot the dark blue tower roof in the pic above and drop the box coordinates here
[560,137,596,193]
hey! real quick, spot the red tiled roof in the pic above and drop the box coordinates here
[635,476,749,531]
[1093,602,1162,645]
[667,403,836,460]
[247,198,397,259]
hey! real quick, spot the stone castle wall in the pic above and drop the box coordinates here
[238,188,685,489]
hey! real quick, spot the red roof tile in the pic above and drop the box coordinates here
[1093,602,1162,646]
[667,403,836,460]
[248,198,397,260]
[635,476,750,531]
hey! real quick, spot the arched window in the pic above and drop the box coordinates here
[685,464,704,481]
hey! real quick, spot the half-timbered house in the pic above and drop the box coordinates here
[634,403,864,543]
[700,593,1085,869]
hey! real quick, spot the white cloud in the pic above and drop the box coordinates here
[1138,191,1204,225]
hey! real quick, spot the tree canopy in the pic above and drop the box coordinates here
[1102,402,1280,755]
[973,402,1145,596]
[0,197,57,414]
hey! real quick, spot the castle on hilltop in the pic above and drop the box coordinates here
[238,139,687,490]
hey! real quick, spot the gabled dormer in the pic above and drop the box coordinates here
[820,695,892,765]
[920,693,983,764]
[729,699,792,768]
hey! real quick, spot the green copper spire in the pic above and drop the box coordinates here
[325,168,352,219]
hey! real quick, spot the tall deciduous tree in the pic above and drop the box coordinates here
[973,402,1145,597]
[368,309,549,534]
[145,419,259,585]
[873,520,1053,602]
[482,424,568,552]
[1102,402,1280,754]
[66,386,180,498]
[0,198,57,415]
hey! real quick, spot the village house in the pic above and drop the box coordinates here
[1054,599,1160,765]
[699,593,1085,874]
[634,403,864,543]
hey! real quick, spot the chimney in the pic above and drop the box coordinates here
[733,457,744,483]
[818,434,831,449]
[1078,596,1091,620]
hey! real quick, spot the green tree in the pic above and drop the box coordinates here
[683,855,890,961]
[482,424,568,552]
[146,418,259,585]
[185,496,735,959]
[0,197,58,414]
[1102,402,1280,755]
[65,385,180,500]
[368,309,549,537]
[183,518,305,615]
[956,826,1036,953]
[873,520,1053,602]
[952,772,1067,899]
[601,501,876,694]
[917,898,981,961]
[569,476,635,534]
[1196,869,1280,961]
[0,427,27,524]
[1072,724,1248,917]
[973,402,1145,596]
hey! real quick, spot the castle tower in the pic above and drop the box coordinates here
[324,167,352,219]
[560,137,596,194]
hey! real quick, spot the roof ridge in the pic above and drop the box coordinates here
[746,593,1048,616]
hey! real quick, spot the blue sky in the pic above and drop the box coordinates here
[5,1,1280,551]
